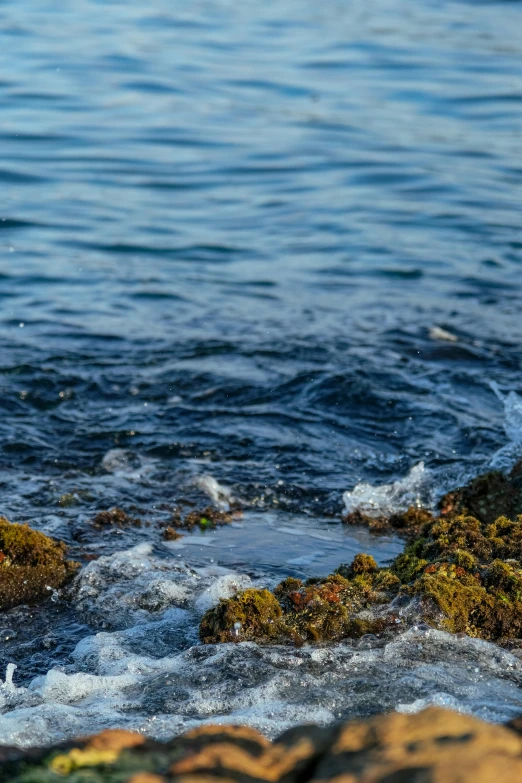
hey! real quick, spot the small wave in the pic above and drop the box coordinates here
[101,449,157,480]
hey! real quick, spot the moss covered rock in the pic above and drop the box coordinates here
[342,505,435,536]
[200,557,400,645]
[0,517,78,610]
[202,506,522,645]
[397,512,522,641]
[200,588,283,643]
[92,508,142,528]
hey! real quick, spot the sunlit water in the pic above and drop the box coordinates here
[1,0,522,748]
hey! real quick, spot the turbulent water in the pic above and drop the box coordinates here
[1,0,522,748]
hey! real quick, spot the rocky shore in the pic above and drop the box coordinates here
[201,463,522,646]
[3,462,522,778]
[3,706,522,782]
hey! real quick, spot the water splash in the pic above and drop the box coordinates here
[195,475,235,510]
[489,383,522,470]
[1,663,17,692]
[342,462,430,517]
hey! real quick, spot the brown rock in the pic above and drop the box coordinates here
[170,724,325,783]
[314,707,522,782]
[163,527,184,541]
[342,510,389,534]
[92,507,142,527]
[6,709,522,782]
[342,507,435,537]
[85,728,146,752]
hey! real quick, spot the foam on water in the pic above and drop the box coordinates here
[75,543,254,629]
[1,546,522,748]
[101,449,157,480]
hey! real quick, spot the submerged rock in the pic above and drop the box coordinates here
[92,508,142,528]
[0,517,78,611]
[169,505,241,531]
[4,708,522,782]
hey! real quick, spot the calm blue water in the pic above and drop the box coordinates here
[1,0,522,516]
[1,0,522,732]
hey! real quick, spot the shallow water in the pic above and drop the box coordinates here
[1,0,522,748]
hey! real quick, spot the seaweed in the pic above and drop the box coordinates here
[92,508,142,528]
[199,588,283,643]
[169,505,240,531]
[0,517,78,610]
[201,504,522,645]
[439,462,522,525]
[200,556,400,645]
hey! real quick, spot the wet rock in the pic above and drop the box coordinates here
[341,509,389,534]
[342,506,435,537]
[169,505,241,531]
[92,508,142,528]
[5,708,522,782]
[202,505,522,644]
[439,461,522,524]
[162,527,184,541]
[0,517,78,611]
[200,587,284,644]
[200,560,400,645]
[388,506,435,532]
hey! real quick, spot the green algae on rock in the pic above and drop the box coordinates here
[394,512,522,641]
[0,517,78,611]
[200,558,401,645]
[201,504,522,645]
[200,587,283,643]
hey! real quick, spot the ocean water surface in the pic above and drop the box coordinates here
[1,0,522,747]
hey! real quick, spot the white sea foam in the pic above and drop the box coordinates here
[0,545,521,748]
[0,620,522,748]
[74,543,253,629]
[194,573,253,614]
[342,462,429,517]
